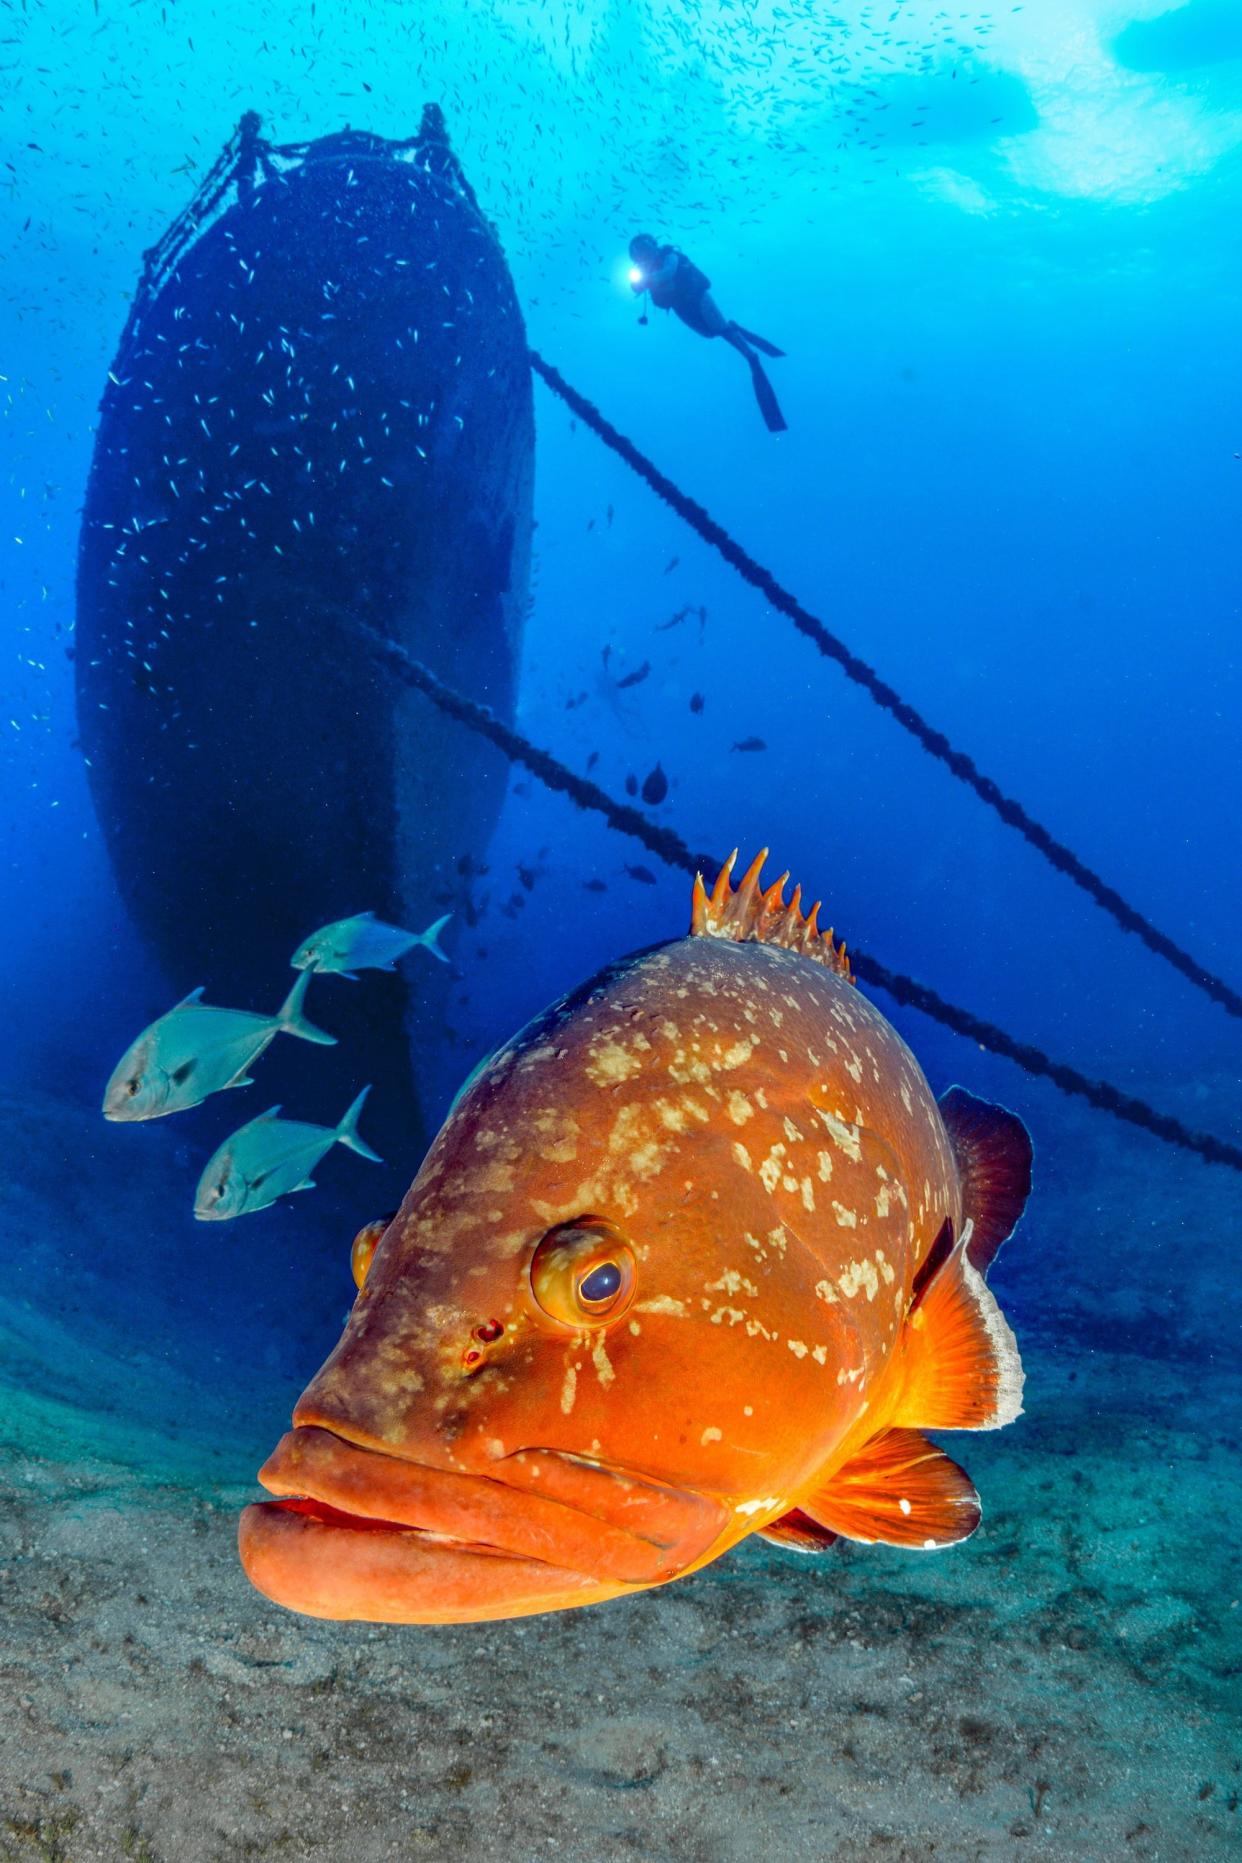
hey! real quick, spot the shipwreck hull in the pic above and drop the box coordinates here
[77,111,533,1171]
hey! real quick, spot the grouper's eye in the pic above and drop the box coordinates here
[530,1218,636,1328]
[351,1213,397,1289]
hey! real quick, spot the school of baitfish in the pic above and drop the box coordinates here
[102,910,450,1219]
[239,851,1032,1627]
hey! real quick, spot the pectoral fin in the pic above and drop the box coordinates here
[757,1509,839,1555]
[798,1428,980,1550]
[894,1223,1024,1433]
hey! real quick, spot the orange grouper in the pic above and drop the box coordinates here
[240,851,1032,1625]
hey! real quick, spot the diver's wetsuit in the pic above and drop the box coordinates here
[634,245,787,433]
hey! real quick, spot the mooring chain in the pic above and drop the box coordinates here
[528,350,1242,1026]
[349,620,1242,1176]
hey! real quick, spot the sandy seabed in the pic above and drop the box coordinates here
[0,1087,1238,1860]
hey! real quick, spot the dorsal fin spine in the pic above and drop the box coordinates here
[735,848,767,919]
[690,850,853,982]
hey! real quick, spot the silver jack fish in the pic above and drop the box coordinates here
[195,1088,382,1221]
[290,911,451,978]
[103,971,334,1122]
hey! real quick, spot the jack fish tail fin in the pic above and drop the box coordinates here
[276,969,336,1046]
[336,1086,382,1162]
[417,912,452,964]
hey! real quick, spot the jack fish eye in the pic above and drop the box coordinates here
[529,1219,636,1328]
[351,1213,397,1289]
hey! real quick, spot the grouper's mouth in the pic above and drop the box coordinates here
[239,1426,729,1626]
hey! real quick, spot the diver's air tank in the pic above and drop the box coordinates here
[76,108,533,1175]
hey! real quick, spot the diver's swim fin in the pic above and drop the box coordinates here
[733,324,785,359]
[748,354,788,433]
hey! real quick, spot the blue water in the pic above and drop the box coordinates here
[1,3,1239,1856]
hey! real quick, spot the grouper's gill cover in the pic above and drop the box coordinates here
[240,851,1032,1625]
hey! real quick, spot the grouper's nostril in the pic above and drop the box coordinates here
[461,1318,504,1375]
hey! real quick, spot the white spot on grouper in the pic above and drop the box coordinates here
[586,1040,645,1086]
[532,1109,580,1165]
[629,1142,666,1179]
[759,1143,787,1194]
[560,1364,578,1415]
[720,1037,757,1070]
[707,1268,759,1298]
[700,1426,722,1445]
[839,1258,879,1301]
[518,1044,562,1071]
[472,1159,518,1194]
[816,1109,862,1163]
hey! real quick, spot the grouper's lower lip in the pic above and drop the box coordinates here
[238,1500,611,1625]
[239,1426,728,1625]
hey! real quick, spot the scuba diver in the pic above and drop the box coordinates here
[628,233,788,434]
